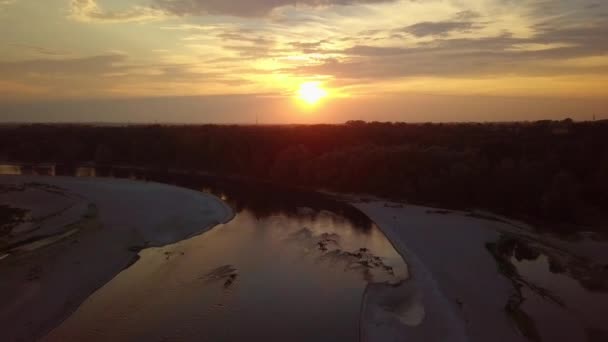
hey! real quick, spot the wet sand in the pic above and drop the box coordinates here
[0,176,233,341]
[42,208,408,342]
[354,200,608,342]
[3,170,605,341]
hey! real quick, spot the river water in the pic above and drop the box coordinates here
[0,164,408,341]
[5,163,606,341]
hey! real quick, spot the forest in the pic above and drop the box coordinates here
[1,119,607,232]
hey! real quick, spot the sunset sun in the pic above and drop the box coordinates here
[298,82,327,105]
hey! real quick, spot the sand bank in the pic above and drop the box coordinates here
[355,201,531,342]
[0,176,233,342]
[355,200,608,342]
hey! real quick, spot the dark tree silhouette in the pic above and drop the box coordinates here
[1,120,607,232]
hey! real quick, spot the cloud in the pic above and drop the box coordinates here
[396,10,483,38]
[7,0,608,102]
[285,15,608,81]
[0,53,230,82]
[153,0,394,17]
[400,21,479,37]
[70,0,166,23]
[0,53,129,76]
[9,43,72,57]
[0,52,255,99]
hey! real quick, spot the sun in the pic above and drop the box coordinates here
[298,82,327,105]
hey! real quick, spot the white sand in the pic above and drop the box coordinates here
[0,176,233,342]
[355,201,529,342]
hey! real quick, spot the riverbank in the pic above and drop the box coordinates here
[2,173,606,341]
[354,200,608,342]
[4,160,607,235]
[0,176,233,341]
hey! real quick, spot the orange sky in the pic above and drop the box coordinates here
[1,0,607,122]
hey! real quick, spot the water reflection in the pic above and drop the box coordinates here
[488,235,608,341]
[0,164,57,176]
[0,164,21,175]
[1,163,374,232]
[44,203,406,342]
[1,163,407,341]
[75,167,95,177]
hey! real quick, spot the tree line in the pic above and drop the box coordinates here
[1,120,607,231]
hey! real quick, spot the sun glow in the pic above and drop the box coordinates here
[298,82,327,105]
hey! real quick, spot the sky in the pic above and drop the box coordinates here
[0,0,607,123]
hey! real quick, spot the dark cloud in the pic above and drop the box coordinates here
[286,16,608,80]
[222,44,275,58]
[400,21,479,37]
[9,43,72,56]
[0,53,129,76]
[395,10,483,38]
[154,0,394,17]
[290,40,329,52]
[343,45,414,56]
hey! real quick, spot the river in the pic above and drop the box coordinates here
[1,163,408,341]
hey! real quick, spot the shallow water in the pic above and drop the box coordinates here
[45,210,406,341]
[494,235,608,341]
[0,164,408,341]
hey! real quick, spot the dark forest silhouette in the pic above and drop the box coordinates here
[1,119,607,232]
